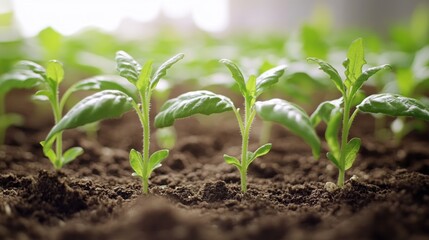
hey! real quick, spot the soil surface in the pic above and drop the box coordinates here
[1,108,429,240]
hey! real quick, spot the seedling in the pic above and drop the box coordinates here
[309,38,429,187]
[0,62,43,145]
[155,59,318,193]
[44,51,184,194]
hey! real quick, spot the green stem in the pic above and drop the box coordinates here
[338,97,351,187]
[52,85,63,170]
[141,92,151,194]
[239,98,255,193]
[337,169,345,186]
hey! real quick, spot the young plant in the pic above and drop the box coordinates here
[0,62,43,145]
[155,59,291,192]
[309,38,429,187]
[43,51,184,194]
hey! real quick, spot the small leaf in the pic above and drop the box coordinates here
[350,64,391,98]
[46,60,64,84]
[116,51,141,83]
[255,99,321,159]
[247,143,272,167]
[307,57,344,94]
[148,149,169,176]
[326,152,341,169]
[137,60,153,91]
[219,59,247,96]
[246,75,256,97]
[40,140,57,165]
[0,69,43,94]
[358,93,429,121]
[223,154,241,170]
[62,147,84,165]
[310,98,343,126]
[325,111,342,160]
[15,60,46,76]
[67,75,138,101]
[155,90,234,128]
[129,149,143,177]
[255,64,286,97]
[151,53,184,89]
[344,138,361,170]
[46,90,133,141]
[33,89,54,102]
[344,38,366,87]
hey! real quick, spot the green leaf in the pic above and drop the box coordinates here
[66,75,138,101]
[129,149,143,177]
[148,149,169,176]
[255,65,286,97]
[46,60,64,84]
[350,64,391,98]
[0,69,43,94]
[247,143,272,167]
[219,59,247,96]
[344,38,366,87]
[310,98,343,126]
[33,90,53,102]
[307,57,344,94]
[62,147,84,165]
[116,51,141,84]
[255,99,321,159]
[358,93,429,121]
[40,139,57,165]
[37,27,62,59]
[344,138,361,170]
[150,53,184,89]
[46,90,133,141]
[325,111,342,160]
[137,60,153,91]
[15,60,46,76]
[246,75,256,97]
[326,152,341,169]
[223,154,241,170]
[154,90,234,128]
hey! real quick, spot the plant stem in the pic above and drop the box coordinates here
[141,92,151,194]
[338,97,351,187]
[53,88,63,170]
[239,98,254,193]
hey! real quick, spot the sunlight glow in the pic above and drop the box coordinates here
[11,0,229,36]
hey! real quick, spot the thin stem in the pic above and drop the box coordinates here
[52,87,63,169]
[239,98,255,193]
[338,96,351,187]
[141,91,151,194]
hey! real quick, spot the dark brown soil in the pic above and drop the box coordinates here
[1,111,429,240]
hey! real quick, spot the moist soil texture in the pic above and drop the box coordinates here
[1,111,429,240]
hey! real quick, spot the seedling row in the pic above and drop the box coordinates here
[1,38,429,194]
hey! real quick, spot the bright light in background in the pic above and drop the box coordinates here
[191,0,229,32]
[10,0,229,37]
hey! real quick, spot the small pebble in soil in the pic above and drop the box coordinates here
[324,182,339,193]
[350,175,359,181]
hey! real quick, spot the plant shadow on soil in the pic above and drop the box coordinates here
[1,113,429,240]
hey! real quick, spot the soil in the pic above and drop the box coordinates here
[1,106,429,240]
